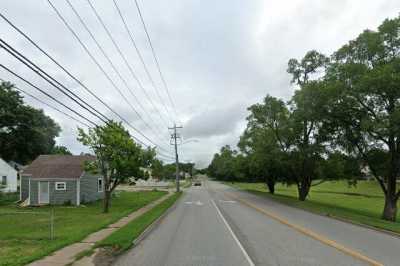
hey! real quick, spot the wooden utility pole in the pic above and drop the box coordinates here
[169,124,183,192]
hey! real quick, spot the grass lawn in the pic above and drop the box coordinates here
[0,190,166,266]
[226,180,400,234]
[97,191,182,252]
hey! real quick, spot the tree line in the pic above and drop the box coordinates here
[209,15,400,221]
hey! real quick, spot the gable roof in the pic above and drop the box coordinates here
[0,158,18,174]
[23,155,95,179]
[8,161,25,171]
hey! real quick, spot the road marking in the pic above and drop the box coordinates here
[225,192,383,266]
[219,200,237,203]
[184,201,204,206]
[211,199,255,266]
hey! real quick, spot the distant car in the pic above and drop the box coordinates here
[193,181,202,186]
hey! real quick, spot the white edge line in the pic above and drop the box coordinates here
[211,199,255,266]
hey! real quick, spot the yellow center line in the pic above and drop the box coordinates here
[225,192,384,266]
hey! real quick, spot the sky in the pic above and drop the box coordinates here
[1,0,399,168]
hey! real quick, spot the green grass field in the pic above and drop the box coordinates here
[98,191,182,252]
[0,190,166,266]
[227,181,400,234]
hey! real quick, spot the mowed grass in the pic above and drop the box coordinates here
[227,180,400,234]
[0,190,166,266]
[98,192,182,252]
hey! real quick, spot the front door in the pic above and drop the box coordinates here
[39,181,49,204]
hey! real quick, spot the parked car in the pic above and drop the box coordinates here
[193,180,202,186]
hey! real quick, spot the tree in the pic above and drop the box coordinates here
[162,164,176,179]
[78,121,153,213]
[0,81,61,164]
[239,123,285,193]
[151,159,164,180]
[285,51,332,200]
[51,145,72,155]
[325,16,400,221]
[208,145,238,181]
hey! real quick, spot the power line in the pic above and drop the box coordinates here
[112,0,173,127]
[46,0,172,153]
[63,0,168,143]
[83,0,171,142]
[2,65,174,160]
[0,64,98,127]
[0,12,171,154]
[0,13,172,154]
[133,0,180,123]
[2,63,173,156]
[0,77,90,128]
[0,13,128,128]
[0,39,109,125]
[0,40,165,152]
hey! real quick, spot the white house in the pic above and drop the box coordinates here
[0,158,18,192]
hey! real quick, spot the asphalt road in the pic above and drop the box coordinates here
[114,180,400,266]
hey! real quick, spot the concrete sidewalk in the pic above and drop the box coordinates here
[28,192,172,266]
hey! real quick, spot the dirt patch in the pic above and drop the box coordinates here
[92,247,121,266]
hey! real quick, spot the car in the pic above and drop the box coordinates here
[193,180,202,186]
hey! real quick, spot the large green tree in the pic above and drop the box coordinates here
[286,51,332,200]
[208,145,239,181]
[239,120,286,194]
[326,16,400,221]
[0,81,61,164]
[78,121,154,213]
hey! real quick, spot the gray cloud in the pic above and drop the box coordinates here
[183,102,248,139]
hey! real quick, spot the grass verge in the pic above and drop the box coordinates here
[226,181,400,234]
[97,191,182,252]
[0,190,166,266]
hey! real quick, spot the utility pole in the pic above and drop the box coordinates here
[169,124,183,192]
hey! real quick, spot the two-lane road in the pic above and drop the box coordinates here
[114,180,400,266]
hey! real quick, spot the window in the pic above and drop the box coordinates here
[98,178,103,192]
[1,176,6,186]
[55,182,66,191]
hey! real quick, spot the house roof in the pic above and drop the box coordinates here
[8,161,25,171]
[0,158,18,174]
[23,155,95,179]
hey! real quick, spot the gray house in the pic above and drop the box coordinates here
[21,155,104,206]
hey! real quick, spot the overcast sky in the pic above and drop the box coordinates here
[1,0,399,167]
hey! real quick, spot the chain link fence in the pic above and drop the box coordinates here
[0,209,55,240]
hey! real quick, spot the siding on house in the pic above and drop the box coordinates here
[20,155,104,206]
[27,179,78,205]
[20,176,30,201]
[0,158,18,192]
[49,180,78,205]
[80,172,104,203]
[30,179,39,205]
[21,174,104,206]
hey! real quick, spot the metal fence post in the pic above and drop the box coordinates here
[50,208,54,240]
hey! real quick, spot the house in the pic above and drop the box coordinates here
[0,158,18,192]
[20,155,104,206]
[8,160,26,192]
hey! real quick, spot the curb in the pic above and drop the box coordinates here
[132,192,183,246]
[229,185,400,239]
